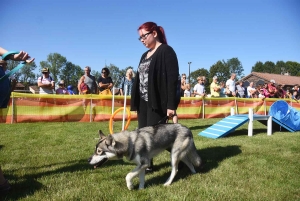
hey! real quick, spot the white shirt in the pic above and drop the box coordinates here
[184,89,191,97]
[226,79,235,93]
[247,86,256,97]
[38,76,54,94]
[193,83,205,97]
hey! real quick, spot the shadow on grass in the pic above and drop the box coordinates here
[189,124,214,131]
[0,145,241,197]
[226,128,268,137]
[144,145,241,189]
[0,159,100,200]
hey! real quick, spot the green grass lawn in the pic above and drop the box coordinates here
[0,119,300,201]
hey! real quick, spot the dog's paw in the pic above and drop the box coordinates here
[163,182,171,187]
[127,183,134,190]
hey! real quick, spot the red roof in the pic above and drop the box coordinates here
[242,72,300,86]
[15,82,25,88]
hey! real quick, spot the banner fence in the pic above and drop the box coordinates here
[1,92,299,124]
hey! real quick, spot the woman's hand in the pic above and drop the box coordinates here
[167,109,176,117]
[12,51,35,63]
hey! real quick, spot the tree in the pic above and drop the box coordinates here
[264,61,276,73]
[60,62,82,87]
[19,61,37,88]
[251,61,265,73]
[40,53,67,81]
[227,58,244,80]
[209,60,230,83]
[105,64,123,87]
[275,60,286,75]
[286,61,300,76]
[91,70,100,83]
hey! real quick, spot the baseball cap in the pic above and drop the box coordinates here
[42,67,49,73]
[213,76,218,80]
[59,80,65,85]
[270,79,276,83]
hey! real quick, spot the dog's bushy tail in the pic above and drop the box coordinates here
[188,140,202,168]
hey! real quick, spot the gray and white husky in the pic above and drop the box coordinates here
[88,123,202,190]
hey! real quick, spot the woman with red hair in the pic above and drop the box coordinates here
[130,22,180,172]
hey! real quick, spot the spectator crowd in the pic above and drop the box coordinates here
[180,73,300,102]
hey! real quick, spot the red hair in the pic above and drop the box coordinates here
[138,22,168,44]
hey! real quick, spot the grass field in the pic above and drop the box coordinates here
[0,119,300,201]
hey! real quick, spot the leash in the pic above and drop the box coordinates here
[156,114,177,125]
[0,51,26,83]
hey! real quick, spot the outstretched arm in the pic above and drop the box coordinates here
[0,47,35,63]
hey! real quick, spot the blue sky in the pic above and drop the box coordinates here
[1,0,299,78]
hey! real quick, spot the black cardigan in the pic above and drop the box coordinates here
[130,44,179,112]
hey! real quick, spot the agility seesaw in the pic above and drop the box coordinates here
[109,84,131,134]
[0,51,26,83]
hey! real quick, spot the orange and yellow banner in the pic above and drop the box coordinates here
[0,93,299,123]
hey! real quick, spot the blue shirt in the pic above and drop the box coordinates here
[119,77,135,96]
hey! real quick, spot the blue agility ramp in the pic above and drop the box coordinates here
[268,100,300,132]
[199,115,249,139]
[200,101,300,139]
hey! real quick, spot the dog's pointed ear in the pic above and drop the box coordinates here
[106,134,116,146]
[99,130,106,139]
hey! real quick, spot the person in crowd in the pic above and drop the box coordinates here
[281,85,286,98]
[292,85,300,102]
[130,22,180,172]
[275,84,284,98]
[0,47,34,195]
[262,83,270,98]
[119,68,135,96]
[254,85,262,98]
[225,73,236,97]
[267,79,277,98]
[236,81,245,98]
[293,84,299,95]
[38,68,55,94]
[258,89,265,99]
[219,82,226,97]
[210,76,220,97]
[247,82,256,98]
[194,76,206,97]
[78,66,98,94]
[0,61,17,92]
[184,83,191,97]
[67,85,75,95]
[225,85,232,97]
[56,80,69,94]
[0,60,17,92]
[55,80,69,106]
[181,73,187,97]
[285,87,292,99]
[98,67,113,94]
